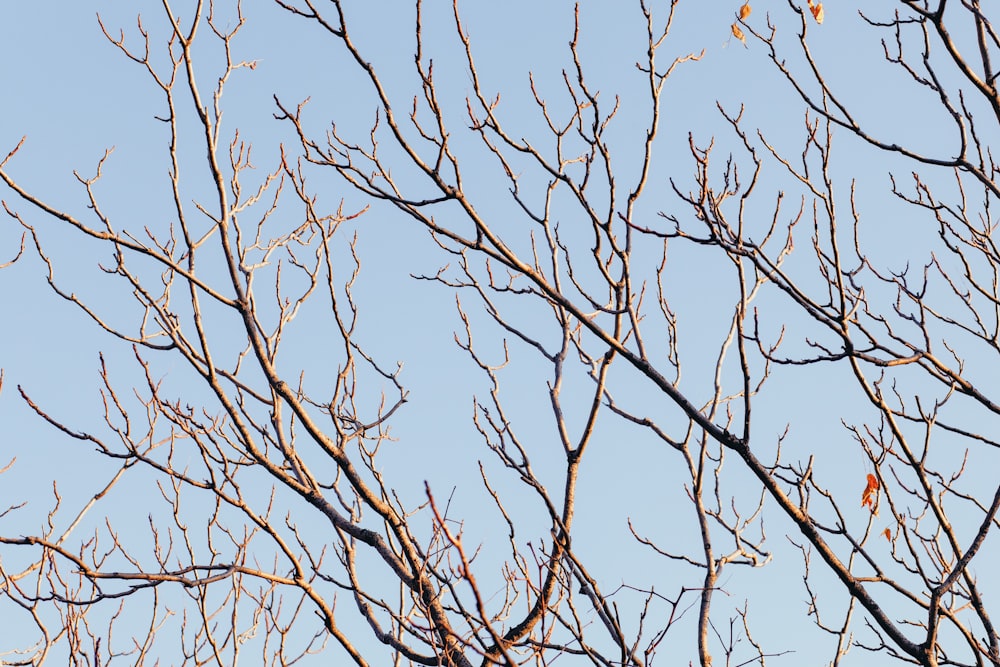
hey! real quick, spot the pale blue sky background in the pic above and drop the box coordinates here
[1,1,992,665]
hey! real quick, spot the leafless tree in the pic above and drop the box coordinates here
[1,0,999,665]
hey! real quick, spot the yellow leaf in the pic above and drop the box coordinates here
[731,23,746,45]
[739,2,752,19]
[810,2,824,23]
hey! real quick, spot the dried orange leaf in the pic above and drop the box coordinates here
[883,528,891,542]
[739,2,752,19]
[810,2,824,23]
[861,473,879,510]
[731,23,746,45]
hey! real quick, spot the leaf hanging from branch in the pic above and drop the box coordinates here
[861,473,879,513]
[732,23,747,46]
[806,0,824,23]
